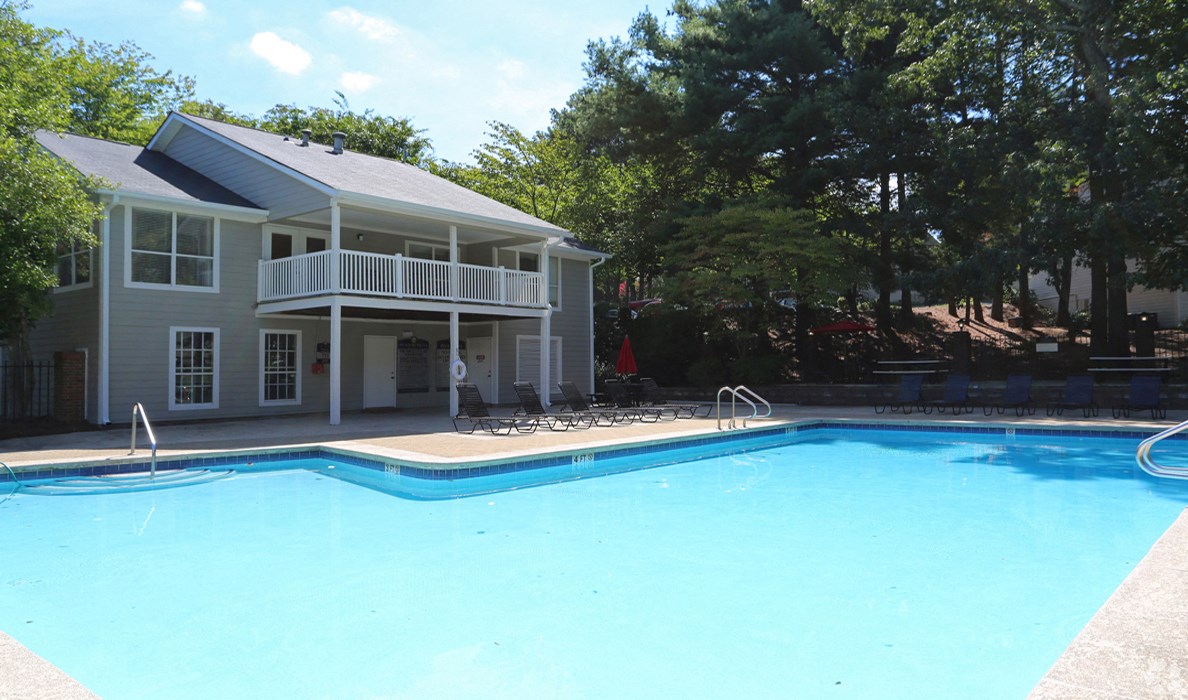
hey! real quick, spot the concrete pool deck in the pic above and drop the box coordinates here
[2,404,1186,699]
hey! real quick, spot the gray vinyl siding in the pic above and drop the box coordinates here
[496,257,594,402]
[162,127,329,218]
[107,209,264,420]
[1031,261,1187,327]
[28,252,102,421]
[43,205,597,422]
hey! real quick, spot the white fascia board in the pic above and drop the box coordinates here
[97,190,269,222]
[337,190,573,241]
[148,112,337,198]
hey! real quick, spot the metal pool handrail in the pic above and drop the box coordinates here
[733,385,772,419]
[130,403,159,478]
[717,385,770,430]
[1136,418,1188,479]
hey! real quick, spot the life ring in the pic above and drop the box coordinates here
[450,358,467,382]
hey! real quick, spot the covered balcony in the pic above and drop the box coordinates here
[257,250,546,309]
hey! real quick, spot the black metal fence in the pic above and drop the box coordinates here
[0,361,55,422]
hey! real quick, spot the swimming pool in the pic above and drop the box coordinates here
[3,426,1186,699]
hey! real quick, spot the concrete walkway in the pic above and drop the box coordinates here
[2,405,1186,699]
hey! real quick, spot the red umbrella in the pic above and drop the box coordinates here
[810,320,877,334]
[616,336,638,375]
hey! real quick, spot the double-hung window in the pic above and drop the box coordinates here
[170,327,219,410]
[260,330,301,405]
[517,252,561,308]
[56,241,92,291]
[129,208,218,290]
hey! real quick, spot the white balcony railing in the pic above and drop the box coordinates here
[258,250,546,309]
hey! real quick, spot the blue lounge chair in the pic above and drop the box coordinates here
[1111,375,1166,419]
[874,374,924,414]
[923,374,973,415]
[1046,375,1099,417]
[982,374,1035,417]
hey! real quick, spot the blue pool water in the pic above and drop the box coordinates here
[2,429,1187,699]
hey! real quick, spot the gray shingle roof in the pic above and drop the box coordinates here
[174,113,568,235]
[34,131,262,210]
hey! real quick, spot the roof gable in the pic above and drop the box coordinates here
[35,131,262,211]
[152,112,570,237]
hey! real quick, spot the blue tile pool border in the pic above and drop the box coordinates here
[3,420,1183,486]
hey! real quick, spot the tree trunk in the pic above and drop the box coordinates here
[896,171,913,323]
[948,298,958,317]
[1089,254,1108,356]
[973,300,985,324]
[875,172,894,331]
[1056,255,1073,326]
[990,268,1005,322]
[1017,258,1032,329]
[1107,252,1129,356]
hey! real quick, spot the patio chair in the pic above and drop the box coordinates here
[601,379,666,422]
[557,380,634,426]
[981,374,1035,417]
[922,374,973,415]
[874,374,924,414]
[454,383,538,435]
[638,378,711,418]
[1046,375,1099,417]
[1111,375,1167,420]
[512,381,593,431]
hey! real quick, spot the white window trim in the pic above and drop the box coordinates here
[54,244,94,293]
[262,224,330,260]
[259,329,302,407]
[548,256,561,311]
[125,207,220,293]
[168,326,219,411]
[515,334,562,384]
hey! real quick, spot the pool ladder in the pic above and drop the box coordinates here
[1136,418,1188,479]
[716,385,771,430]
[130,403,159,478]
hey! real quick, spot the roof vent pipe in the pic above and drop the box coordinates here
[331,131,346,154]
[300,129,311,147]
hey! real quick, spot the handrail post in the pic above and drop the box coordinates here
[130,403,159,479]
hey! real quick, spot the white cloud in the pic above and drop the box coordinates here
[249,32,312,76]
[496,59,527,81]
[179,0,206,14]
[340,71,377,93]
[328,7,401,42]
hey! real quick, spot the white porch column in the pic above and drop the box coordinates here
[330,299,342,425]
[98,197,118,424]
[330,198,341,293]
[449,225,459,301]
[449,311,460,416]
[539,309,552,407]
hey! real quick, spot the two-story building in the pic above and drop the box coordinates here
[33,112,607,425]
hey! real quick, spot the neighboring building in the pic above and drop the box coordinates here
[33,112,608,425]
[1029,269,1188,329]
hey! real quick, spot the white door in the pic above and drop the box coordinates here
[468,336,494,401]
[363,336,397,408]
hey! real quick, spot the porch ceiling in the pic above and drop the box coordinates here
[269,306,516,324]
[285,205,540,245]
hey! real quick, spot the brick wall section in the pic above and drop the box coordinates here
[53,351,86,423]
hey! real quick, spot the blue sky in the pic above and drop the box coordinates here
[25,1,658,163]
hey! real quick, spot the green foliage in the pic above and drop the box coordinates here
[0,135,102,349]
[258,93,434,166]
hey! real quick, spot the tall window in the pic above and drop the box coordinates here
[170,327,219,409]
[129,208,217,290]
[517,252,560,307]
[407,241,450,261]
[56,241,92,290]
[260,331,301,405]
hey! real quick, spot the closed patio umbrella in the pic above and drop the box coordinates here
[616,336,638,376]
